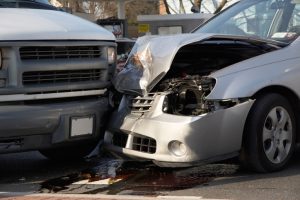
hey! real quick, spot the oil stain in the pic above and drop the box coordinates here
[40,158,239,195]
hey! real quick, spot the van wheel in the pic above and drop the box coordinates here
[39,143,97,161]
[240,93,296,172]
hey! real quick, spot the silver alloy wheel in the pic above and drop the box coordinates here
[263,106,293,164]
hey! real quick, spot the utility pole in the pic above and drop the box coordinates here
[195,0,202,11]
[117,0,126,19]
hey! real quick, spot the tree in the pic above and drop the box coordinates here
[53,0,158,20]
[163,0,171,14]
[213,0,227,14]
[161,0,235,14]
[195,0,202,11]
[179,0,186,13]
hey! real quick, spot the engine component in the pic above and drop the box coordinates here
[158,75,209,116]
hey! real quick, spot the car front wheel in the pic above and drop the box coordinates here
[241,93,296,172]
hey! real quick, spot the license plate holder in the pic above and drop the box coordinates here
[70,116,94,137]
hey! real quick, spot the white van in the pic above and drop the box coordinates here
[0,0,116,159]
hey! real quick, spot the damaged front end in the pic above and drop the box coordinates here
[105,34,282,167]
[154,76,242,116]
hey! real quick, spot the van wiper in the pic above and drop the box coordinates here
[0,0,43,3]
[0,0,57,9]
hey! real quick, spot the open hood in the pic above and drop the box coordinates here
[0,8,115,41]
[113,33,215,96]
[113,33,282,96]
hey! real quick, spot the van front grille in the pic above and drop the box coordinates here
[22,69,102,85]
[19,46,101,60]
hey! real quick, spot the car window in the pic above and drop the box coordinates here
[288,4,300,29]
[195,0,300,44]
[221,1,277,37]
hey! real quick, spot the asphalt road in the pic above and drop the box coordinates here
[1,148,300,200]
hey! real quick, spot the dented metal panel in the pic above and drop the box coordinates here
[113,33,214,96]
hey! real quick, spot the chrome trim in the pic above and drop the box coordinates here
[0,89,106,102]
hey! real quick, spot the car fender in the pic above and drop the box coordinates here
[207,57,300,100]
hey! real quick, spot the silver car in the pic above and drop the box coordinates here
[105,0,300,172]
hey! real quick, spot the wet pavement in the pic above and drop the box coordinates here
[40,159,239,195]
[1,149,300,200]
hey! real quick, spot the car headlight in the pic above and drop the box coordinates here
[107,47,116,65]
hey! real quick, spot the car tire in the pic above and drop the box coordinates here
[39,143,97,161]
[240,93,296,172]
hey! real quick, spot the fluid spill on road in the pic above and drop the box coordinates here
[40,158,239,195]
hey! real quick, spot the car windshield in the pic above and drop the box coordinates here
[0,0,57,10]
[195,0,300,44]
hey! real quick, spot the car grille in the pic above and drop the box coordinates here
[22,69,102,85]
[130,93,156,114]
[132,135,156,154]
[19,46,101,60]
[112,132,128,148]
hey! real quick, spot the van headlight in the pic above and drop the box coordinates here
[0,49,5,88]
[107,47,116,64]
[0,49,2,69]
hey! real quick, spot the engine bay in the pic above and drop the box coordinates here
[149,38,281,116]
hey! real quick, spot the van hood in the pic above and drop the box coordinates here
[0,8,115,41]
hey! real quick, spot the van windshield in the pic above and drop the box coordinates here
[0,0,58,10]
[194,0,300,44]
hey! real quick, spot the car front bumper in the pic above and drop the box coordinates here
[104,99,254,167]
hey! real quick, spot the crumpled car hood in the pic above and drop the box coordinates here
[0,8,115,41]
[113,33,215,96]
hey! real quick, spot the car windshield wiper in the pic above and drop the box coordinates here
[264,38,289,47]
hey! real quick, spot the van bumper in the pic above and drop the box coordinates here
[0,98,109,153]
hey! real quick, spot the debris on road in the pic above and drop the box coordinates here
[40,158,239,195]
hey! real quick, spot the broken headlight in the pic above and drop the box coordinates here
[206,99,241,112]
[162,88,204,116]
[201,77,216,96]
[160,76,217,116]
[161,77,205,116]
